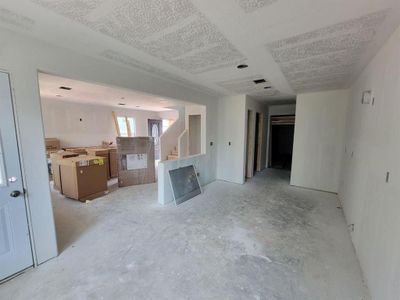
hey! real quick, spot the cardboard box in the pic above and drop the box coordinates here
[50,151,79,191]
[64,147,88,155]
[45,138,60,151]
[59,156,108,201]
[117,137,155,187]
[109,148,118,178]
[86,148,110,179]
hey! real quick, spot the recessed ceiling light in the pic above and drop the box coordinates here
[237,64,248,69]
[264,86,272,89]
[118,103,126,106]
[59,86,72,90]
[253,79,266,84]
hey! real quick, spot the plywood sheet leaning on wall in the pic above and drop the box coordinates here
[117,137,155,187]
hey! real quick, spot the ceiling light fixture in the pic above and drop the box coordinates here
[59,86,72,90]
[237,64,248,69]
[118,103,126,106]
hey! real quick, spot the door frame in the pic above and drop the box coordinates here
[268,114,296,168]
[0,70,35,282]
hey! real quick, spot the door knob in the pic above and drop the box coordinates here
[10,190,21,198]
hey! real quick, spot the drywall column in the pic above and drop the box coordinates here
[339,25,400,300]
[216,95,247,184]
[290,90,349,193]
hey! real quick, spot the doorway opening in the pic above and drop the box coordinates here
[188,114,201,156]
[268,115,295,170]
[37,72,182,252]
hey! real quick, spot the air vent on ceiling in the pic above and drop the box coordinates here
[59,86,72,90]
[253,79,266,84]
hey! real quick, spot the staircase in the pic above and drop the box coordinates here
[167,146,178,160]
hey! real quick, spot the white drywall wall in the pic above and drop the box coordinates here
[158,154,211,205]
[216,95,247,184]
[291,90,349,193]
[266,104,296,167]
[0,27,218,265]
[339,25,400,300]
[41,98,167,147]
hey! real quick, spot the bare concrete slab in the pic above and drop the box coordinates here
[0,169,370,300]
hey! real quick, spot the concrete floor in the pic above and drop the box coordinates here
[0,169,369,300]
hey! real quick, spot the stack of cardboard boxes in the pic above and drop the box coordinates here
[46,137,155,202]
[47,139,119,202]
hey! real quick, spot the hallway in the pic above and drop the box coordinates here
[0,169,369,300]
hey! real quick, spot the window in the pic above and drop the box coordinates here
[127,117,136,136]
[117,116,128,137]
[113,112,136,137]
[162,119,171,133]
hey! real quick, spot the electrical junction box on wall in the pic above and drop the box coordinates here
[362,90,372,104]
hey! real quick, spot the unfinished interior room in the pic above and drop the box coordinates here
[0,0,399,299]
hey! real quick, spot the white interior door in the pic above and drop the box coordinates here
[0,72,33,281]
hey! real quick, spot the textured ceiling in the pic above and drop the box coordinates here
[32,0,245,74]
[237,0,278,13]
[266,10,388,92]
[0,0,399,101]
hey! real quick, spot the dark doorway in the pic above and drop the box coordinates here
[269,115,295,170]
[148,119,163,160]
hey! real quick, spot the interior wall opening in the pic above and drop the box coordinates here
[37,72,205,253]
[268,115,295,170]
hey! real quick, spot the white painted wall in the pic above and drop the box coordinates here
[339,25,400,300]
[265,104,296,167]
[291,90,349,193]
[216,95,247,184]
[41,97,166,147]
[0,26,218,265]
[158,154,211,205]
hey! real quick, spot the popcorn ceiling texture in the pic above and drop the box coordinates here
[266,10,388,92]
[32,0,245,75]
[237,0,278,13]
[0,8,35,30]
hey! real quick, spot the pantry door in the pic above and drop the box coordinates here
[0,71,33,281]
